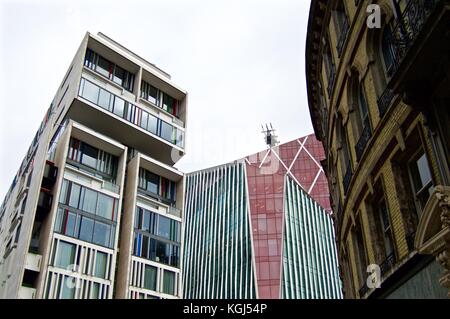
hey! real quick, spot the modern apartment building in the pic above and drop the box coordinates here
[183,134,343,299]
[0,32,188,299]
[306,0,449,298]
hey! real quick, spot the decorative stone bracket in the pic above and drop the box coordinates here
[415,185,450,297]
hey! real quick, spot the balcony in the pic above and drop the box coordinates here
[379,0,449,111]
[355,124,372,162]
[67,77,185,165]
[342,161,352,195]
[18,286,36,299]
[41,161,58,190]
[35,190,53,221]
[24,252,42,272]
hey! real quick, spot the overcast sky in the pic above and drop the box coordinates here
[0,0,314,200]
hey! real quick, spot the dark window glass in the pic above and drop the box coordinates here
[93,221,111,247]
[96,56,111,78]
[158,215,171,239]
[171,245,180,267]
[141,235,149,259]
[409,153,434,211]
[80,143,98,168]
[163,93,174,114]
[144,265,157,291]
[163,271,175,295]
[135,208,142,229]
[59,180,68,204]
[79,217,94,242]
[113,65,125,87]
[145,171,159,194]
[149,86,159,105]
[155,241,169,265]
[142,210,150,232]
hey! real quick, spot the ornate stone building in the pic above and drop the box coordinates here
[305,0,449,298]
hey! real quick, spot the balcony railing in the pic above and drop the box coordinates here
[355,124,372,161]
[79,77,184,148]
[138,187,175,206]
[336,18,350,57]
[386,0,440,77]
[377,88,396,117]
[343,161,352,195]
[377,0,440,118]
[380,252,396,277]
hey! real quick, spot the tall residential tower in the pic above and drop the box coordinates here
[0,32,187,299]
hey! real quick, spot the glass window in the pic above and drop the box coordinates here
[64,211,78,237]
[93,221,111,247]
[113,97,125,118]
[146,171,159,194]
[144,265,157,291]
[149,86,159,106]
[141,235,149,259]
[163,270,176,295]
[96,56,111,78]
[79,216,94,242]
[55,208,64,233]
[98,89,112,111]
[170,245,180,267]
[68,183,81,208]
[81,80,100,104]
[61,276,76,299]
[55,241,76,269]
[155,240,169,265]
[409,153,434,210]
[90,282,100,299]
[113,65,125,87]
[158,215,171,239]
[163,93,174,114]
[80,143,98,168]
[135,208,142,229]
[94,251,108,278]
[59,180,68,204]
[142,210,150,232]
[97,193,114,220]
[82,188,98,214]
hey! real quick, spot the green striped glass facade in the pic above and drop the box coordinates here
[183,162,256,298]
[282,176,342,299]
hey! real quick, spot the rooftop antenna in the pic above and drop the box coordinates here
[261,123,279,148]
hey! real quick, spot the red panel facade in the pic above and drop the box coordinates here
[245,133,330,298]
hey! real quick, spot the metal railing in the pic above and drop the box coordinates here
[387,0,440,77]
[380,252,396,277]
[355,124,372,161]
[378,0,440,116]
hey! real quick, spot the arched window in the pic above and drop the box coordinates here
[380,24,395,78]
